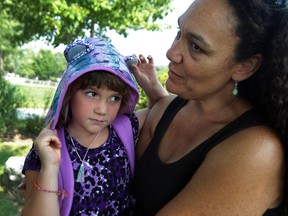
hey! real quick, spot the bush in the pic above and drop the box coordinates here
[0,75,26,139]
[136,66,169,110]
[17,116,45,140]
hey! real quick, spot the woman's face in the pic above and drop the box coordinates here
[166,0,240,101]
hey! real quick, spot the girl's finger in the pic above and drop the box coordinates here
[147,55,154,64]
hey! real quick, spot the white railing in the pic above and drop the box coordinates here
[4,73,59,87]
[16,108,46,119]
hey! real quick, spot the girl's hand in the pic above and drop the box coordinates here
[129,54,159,91]
[34,120,61,169]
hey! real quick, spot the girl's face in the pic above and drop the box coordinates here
[166,0,240,102]
[69,85,122,135]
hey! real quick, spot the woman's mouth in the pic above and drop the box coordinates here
[168,68,182,79]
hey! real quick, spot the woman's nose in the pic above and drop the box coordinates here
[166,40,183,64]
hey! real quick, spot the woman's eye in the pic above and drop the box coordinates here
[191,43,202,53]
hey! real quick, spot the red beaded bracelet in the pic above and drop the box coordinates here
[34,181,68,200]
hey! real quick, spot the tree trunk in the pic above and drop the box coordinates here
[0,48,3,71]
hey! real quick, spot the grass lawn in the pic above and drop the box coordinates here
[14,84,56,108]
[0,143,31,215]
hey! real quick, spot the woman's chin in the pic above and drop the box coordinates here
[166,79,177,94]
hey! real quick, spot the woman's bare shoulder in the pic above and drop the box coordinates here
[208,125,284,180]
[220,126,284,163]
[145,95,177,128]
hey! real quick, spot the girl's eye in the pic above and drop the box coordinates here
[111,95,121,102]
[86,91,97,97]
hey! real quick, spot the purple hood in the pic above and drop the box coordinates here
[45,37,139,130]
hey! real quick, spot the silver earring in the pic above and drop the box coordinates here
[232,81,238,96]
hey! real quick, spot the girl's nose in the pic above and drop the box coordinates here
[94,100,107,115]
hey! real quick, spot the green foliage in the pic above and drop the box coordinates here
[157,66,169,84]
[0,144,31,215]
[15,84,55,108]
[1,0,173,46]
[33,49,66,80]
[11,48,66,80]
[0,144,30,176]
[0,187,21,216]
[53,52,67,80]
[0,7,21,52]
[0,8,22,73]
[14,84,53,138]
[0,76,26,138]
[12,49,35,78]
[17,116,45,139]
[0,79,52,139]
[15,84,54,139]
[136,66,168,110]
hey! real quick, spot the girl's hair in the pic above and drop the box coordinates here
[227,0,288,214]
[56,70,131,128]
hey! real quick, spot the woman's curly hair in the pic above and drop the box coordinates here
[227,0,288,214]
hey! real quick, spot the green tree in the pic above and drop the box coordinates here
[11,49,66,80]
[2,0,173,47]
[33,49,66,80]
[11,49,35,78]
[157,66,169,84]
[0,6,22,72]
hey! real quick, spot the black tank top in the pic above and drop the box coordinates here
[134,97,281,216]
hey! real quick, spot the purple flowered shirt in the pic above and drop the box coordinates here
[23,114,138,215]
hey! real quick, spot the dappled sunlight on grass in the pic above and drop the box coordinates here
[0,186,21,215]
[0,144,30,175]
[0,143,30,215]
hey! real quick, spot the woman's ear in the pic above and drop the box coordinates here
[233,54,262,81]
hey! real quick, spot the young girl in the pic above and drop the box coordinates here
[21,37,167,216]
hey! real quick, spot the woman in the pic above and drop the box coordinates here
[132,0,288,215]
